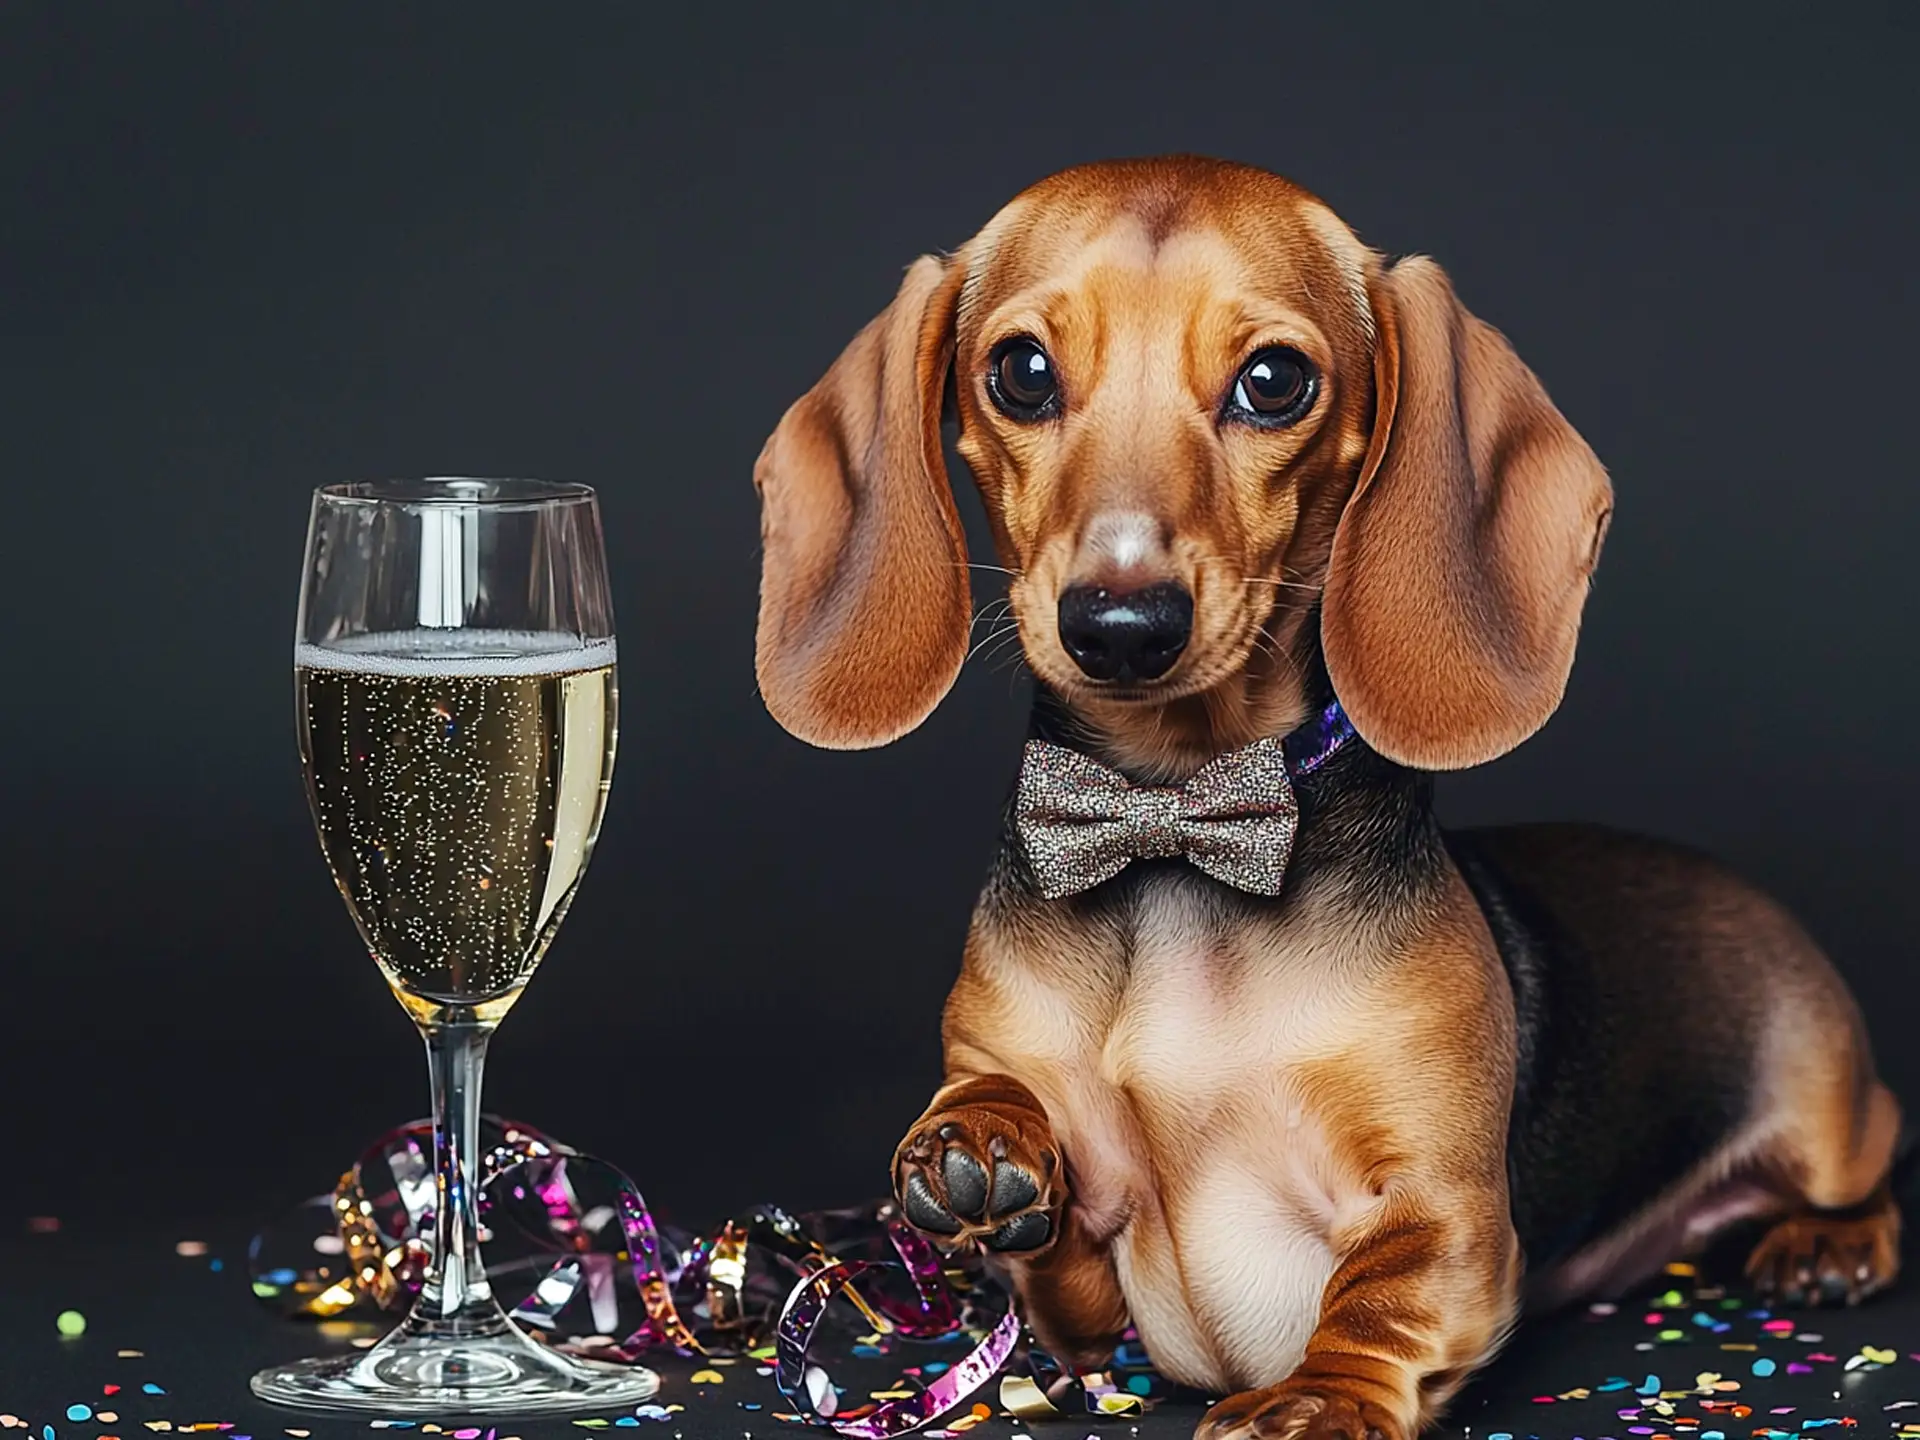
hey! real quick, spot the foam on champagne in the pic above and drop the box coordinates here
[296,627,617,678]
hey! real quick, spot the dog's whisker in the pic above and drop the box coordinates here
[1243,577,1325,594]
[969,599,1013,632]
[985,630,1028,669]
[967,621,1020,664]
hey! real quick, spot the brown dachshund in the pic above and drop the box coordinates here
[750,156,1902,1440]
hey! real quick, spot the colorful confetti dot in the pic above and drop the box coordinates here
[1752,1358,1776,1377]
[56,1311,86,1338]
[66,1412,91,1425]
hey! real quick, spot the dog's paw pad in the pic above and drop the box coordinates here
[903,1168,963,1235]
[943,1147,990,1220]
[986,1211,1051,1251]
[990,1159,1039,1215]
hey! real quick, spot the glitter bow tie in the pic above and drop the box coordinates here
[1012,703,1355,900]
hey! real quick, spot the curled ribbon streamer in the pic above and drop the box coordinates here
[248,1118,1072,1435]
[776,1260,1023,1438]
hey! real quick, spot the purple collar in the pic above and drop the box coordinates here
[1279,696,1356,778]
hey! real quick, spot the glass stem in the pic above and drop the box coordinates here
[415,1018,502,1330]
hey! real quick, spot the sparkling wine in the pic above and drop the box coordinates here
[296,628,618,1024]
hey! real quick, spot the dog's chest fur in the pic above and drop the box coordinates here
[966,863,1396,1393]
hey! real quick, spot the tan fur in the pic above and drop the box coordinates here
[753,157,1898,1440]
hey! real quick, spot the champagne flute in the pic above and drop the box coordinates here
[253,478,660,1414]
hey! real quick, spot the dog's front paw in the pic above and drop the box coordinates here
[893,1092,1061,1253]
[1196,1387,1404,1440]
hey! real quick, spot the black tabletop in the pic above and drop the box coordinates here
[8,1221,1920,1440]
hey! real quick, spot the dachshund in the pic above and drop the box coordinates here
[750,156,1901,1440]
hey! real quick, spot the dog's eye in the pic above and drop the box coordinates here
[1228,347,1317,427]
[988,338,1060,420]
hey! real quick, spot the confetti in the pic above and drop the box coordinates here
[98,1417,118,1425]
[141,1388,165,1397]
[56,1311,87,1337]
[175,1241,209,1257]
[116,1352,143,1359]
[691,1371,727,1386]
[1752,1358,1776,1377]
[66,1410,91,1424]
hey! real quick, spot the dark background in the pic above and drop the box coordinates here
[1,3,1914,1238]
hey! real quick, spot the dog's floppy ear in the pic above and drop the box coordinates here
[1322,256,1613,772]
[754,255,970,749]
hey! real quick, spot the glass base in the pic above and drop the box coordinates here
[251,1312,660,1416]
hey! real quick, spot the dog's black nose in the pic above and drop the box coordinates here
[1056,582,1193,683]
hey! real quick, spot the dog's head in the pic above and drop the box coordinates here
[754,157,1611,774]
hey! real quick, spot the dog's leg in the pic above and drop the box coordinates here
[892,1073,1128,1365]
[1196,1190,1519,1440]
[999,1204,1130,1369]
[1745,1069,1903,1306]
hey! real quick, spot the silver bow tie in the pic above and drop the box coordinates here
[1012,737,1300,899]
